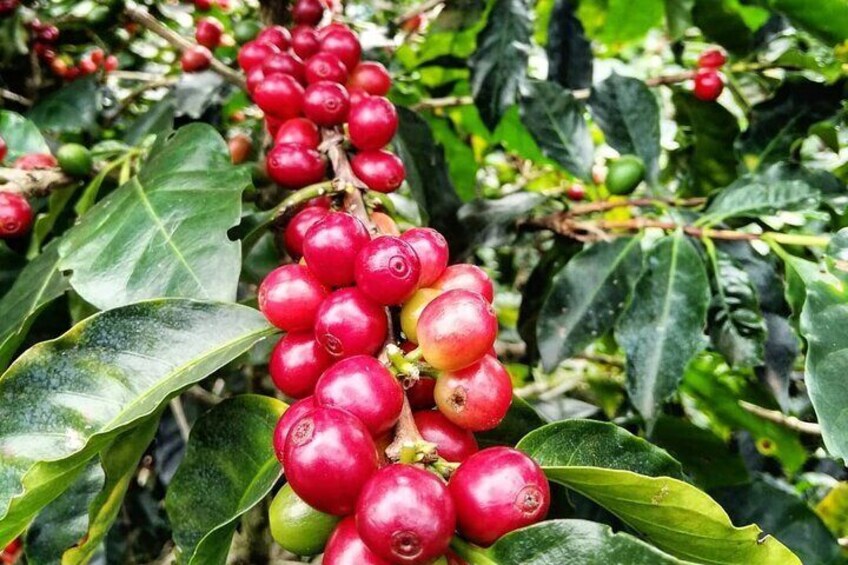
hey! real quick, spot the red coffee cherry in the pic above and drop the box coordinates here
[407,377,436,410]
[292,25,321,59]
[273,396,316,464]
[0,135,6,163]
[698,47,727,69]
[79,57,98,75]
[263,52,306,84]
[317,22,350,40]
[449,447,550,546]
[302,212,371,287]
[417,289,497,371]
[104,55,119,71]
[257,25,291,50]
[180,45,212,72]
[351,150,406,193]
[283,406,378,515]
[254,73,305,120]
[195,17,224,49]
[315,355,403,437]
[275,117,321,149]
[284,205,330,258]
[303,81,350,126]
[0,0,20,17]
[348,88,370,107]
[36,24,59,43]
[348,62,391,96]
[269,332,334,398]
[13,153,57,170]
[314,288,388,358]
[323,517,390,565]
[693,68,724,102]
[434,355,512,431]
[0,192,33,238]
[400,228,449,287]
[305,52,348,84]
[413,410,478,462]
[258,264,327,331]
[266,143,326,189]
[237,40,280,72]
[195,0,212,10]
[320,28,361,70]
[348,96,398,150]
[433,264,494,303]
[356,465,455,565]
[292,0,325,26]
[245,66,265,95]
[354,236,421,305]
[566,183,586,201]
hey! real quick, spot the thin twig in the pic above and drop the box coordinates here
[568,197,706,216]
[169,397,191,441]
[645,70,695,86]
[0,167,73,196]
[411,95,473,111]
[738,400,822,435]
[0,89,33,107]
[185,385,223,405]
[393,0,444,25]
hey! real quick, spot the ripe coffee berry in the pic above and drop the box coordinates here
[284,205,329,258]
[348,96,398,150]
[0,135,6,164]
[263,52,306,83]
[434,355,512,431]
[195,0,212,10]
[449,447,550,546]
[195,17,224,49]
[356,465,455,564]
[348,62,392,96]
[351,150,406,193]
[693,68,723,101]
[79,57,98,75]
[269,332,333,398]
[314,288,388,358]
[258,264,327,331]
[104,55,119,71]
[354,236,421,305]
[417,289,497,371]
[303,213,370,287]
[433,264,494,303]
[400,228,449,287]
[228,134,252,164]
[257,25,291,50]
[275,117,320,149]
[324,517,390,565]
[566,183,586,201]
[180,46,212,72]
[292,25,321,59]
[698,47,727,68]
[283,406,378,515]
[407,376,436,410]
[305,52,348,84]
[237,40,280,71]
[273,396,316,463]
[348,88,370,107]
[254,73,305,120]
[13,153,57,170]
[266,143,326,189]
[400,288,441,343]
[0,0,19,16]
[246,66,265,95]
[0,193,33,238]
[413,410,478,462]
[292,0,324,26]
[303,81,350,126]
[320,28,361,70]
[315,355,403,436]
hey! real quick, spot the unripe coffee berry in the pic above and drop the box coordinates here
[320,28,361,70]
[258,264,327,331]
[266,143,326,189]
[348,61,392,96]
[433,264,494,303]
[0,192,33,238]
[400,228,449,287]
[348,96,398,150]
[351,150,406,193]
[303,81,350,126]
[269,332,333,398]
[273,396,316,463]
[257,25,291,50]
[413,410,478,462]
[302,212,370,287]
[400,288,441,343]
[305,52,348,84]
[269,483,339,556]
[254,73,305,120]
[417,289,497,371]
[314,288,388,358]
[693,68,723,102]
[324,517,390,565]
[434,355,512,431]
[354,236,421,305]
[237,40,279,71]
[274,117,321,149]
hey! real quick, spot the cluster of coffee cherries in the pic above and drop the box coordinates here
[257,204,550,562]
[693,47,726,102]
[235,0,405,194]
[25,17,119,80]
[181,16,228,73]
[0,137,43,239]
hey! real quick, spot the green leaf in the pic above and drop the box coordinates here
[123,97,176,146]
[545,0,593,90]
[424,115,478,201]
[712,474,842,565]
[27,183,81,259]
[28,77,100,135]
[589,74,661,182]
[748,0,848,45]
[600,0,665,47]
[469,0,532,129]
[0,111,50,163]
[519,80,593,179]
[537,237,643,371]
[24,460,105,565]
[615,233,709,428]
[166,395,286,565]
[457,192,545,248]
[800,270,848,460]
[704,179,819,224]
[691,0,769,53]
[58,124,252,310]
[0,241,69,369]
[706,247,767,367]
[816,482,848,539]
[477,395,546,448]
[516,419,685,479]
[665,0,695,39]
[0,299,276,545]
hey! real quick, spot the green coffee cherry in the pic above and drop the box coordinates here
[269,483,340,556]
[605,155,646,195]
[56,143,93,177]
[233,20,261,44]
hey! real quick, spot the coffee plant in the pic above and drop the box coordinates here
[0,0,846,563]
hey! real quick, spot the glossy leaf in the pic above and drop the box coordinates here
[546,0,593,90]
[477,395,546,449]
[457,192,545,248]
[748,0,848,45]
[469,0,532,129]
[0,299,276,545]
[58,124,252,310]
[28,77,100,135]
[691,0,768,53]
[166,395,286,565]
[615,234,709,428]
[537,237,643,371]
[0,111,50,163]
[519,80,593,179]
[703,177,819,224]
[665,0,695,39]
[589,73,661,182]
[816,482,848,539]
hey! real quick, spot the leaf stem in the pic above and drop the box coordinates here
[449,537,497,565]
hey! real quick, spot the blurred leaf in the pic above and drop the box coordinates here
[546,0,593,90]
[665,0,695,39]
[457,192,545,248]
[469,0,532,129]
[616,234,709,428]
[423,115,478,201]
[477,395,546,448]
[58,124,251,310]
[519,80,594,179]
[28,77,100,135]
[691,0,769,53]
[589,73,661,182]
[172,71,228,120]
[0,300,275,546]
[0,111,50,163]
[124,96,176,146]
[717,240,786,314]
[600,0,665,46]
[538,237,643,371]
[816,482,848,538]
[28,183,80,259]
[492,105,548,163]
[748,0,848,44]
[167,395,286,565]
[759,313,799,411]
[704,179,819,224]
